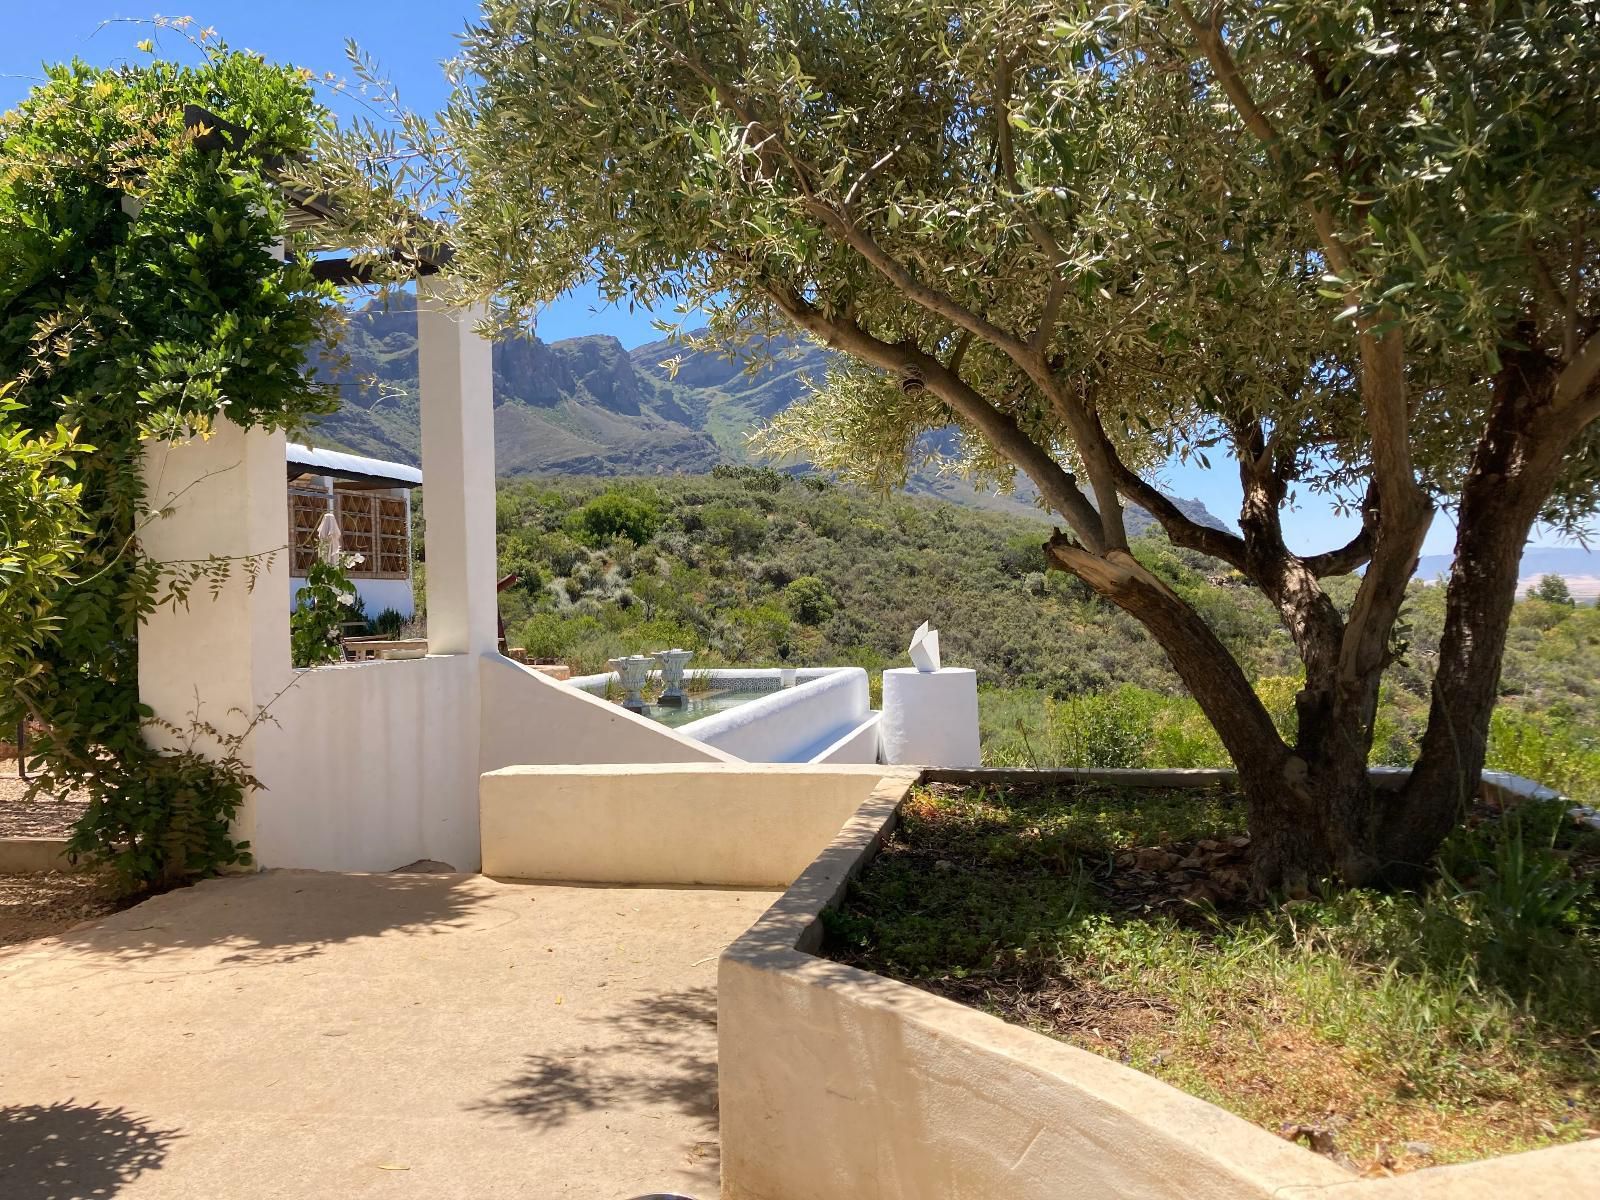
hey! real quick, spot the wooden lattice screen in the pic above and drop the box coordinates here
[334,491,376,570]
[376,496,409,577]
[287,487,410,580]
[288,487,330,576]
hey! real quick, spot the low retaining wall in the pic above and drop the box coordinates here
[718,767,1597,1200]
[0,837,76,874]
[479,763,916,887]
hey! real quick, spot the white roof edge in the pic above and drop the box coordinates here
[286,442,422,486]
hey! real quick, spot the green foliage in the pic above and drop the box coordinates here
[370,607,407,638]
[495,474,1272,681]
[1487,710,1600,808]
[569,491,662,548]
[66,709,258,887]
[984,684,1230,771]
[496,474,1597,797]
[0,387,89,688]
[783,575,835,625]
[0,48,339,887]
[700,502,766,554]
[290,555,364,668]
[1532,574,1576,607]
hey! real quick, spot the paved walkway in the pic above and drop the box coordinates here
[0,870,774,1199]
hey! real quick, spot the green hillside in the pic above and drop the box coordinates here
[480,471,1600,802]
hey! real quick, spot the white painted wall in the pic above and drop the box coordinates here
[480,654,731,769]
[679,668,873,763]
[417,280,499,657]
[131,294,884,876]
[252,656,479,871]
[139,421,293,856]
[809,713,882,765]
[881,667,982,767]
[287,576,415,620]
[719,771,1600,1200]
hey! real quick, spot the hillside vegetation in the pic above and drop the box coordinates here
[480,471,1600,804]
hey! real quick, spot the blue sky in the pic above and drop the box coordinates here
[7,5,1569,557]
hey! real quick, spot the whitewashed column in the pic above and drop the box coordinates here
[416,276,499,656]
[137,420,294,849]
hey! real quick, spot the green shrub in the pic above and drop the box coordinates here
[784,575,836,625]
[570,491,662,547]
[701,502,766,553]
[1487,709,1600,804]
[371,607,407,638]
[1044,686,1165,769]
[291,556,364,668]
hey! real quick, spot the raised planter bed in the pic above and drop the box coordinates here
[718,767,1598,1200]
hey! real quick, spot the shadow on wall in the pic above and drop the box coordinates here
[0,1100,181,1199]
[44,870,487,968]
[469,985,720,1140]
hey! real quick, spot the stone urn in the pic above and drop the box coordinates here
[653,648,695,706]
[609,655,655,712]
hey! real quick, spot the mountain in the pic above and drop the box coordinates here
[1415,546,1600,601]
[312,303,1226,534]
[315,304,722,475]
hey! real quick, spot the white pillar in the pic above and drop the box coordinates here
[416,277,499,656]
[880,667,982,768]
[137,420,295,849]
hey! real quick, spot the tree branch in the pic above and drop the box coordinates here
[1302,525,1376,577]
[995,53,1069,356]
[801,198,1034,362]
[1177,3,1427,560]
[1565,215,1586,361]
[1107,454,1251,569]
[1556,330,1600,424]
[763,283,1108,551]
[1176,3,1354,281]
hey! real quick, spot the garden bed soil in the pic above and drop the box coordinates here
[824,780,1600,1177]
[0,871,130,948]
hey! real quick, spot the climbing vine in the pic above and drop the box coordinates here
[291,554,365,668]
[0,47,341,887]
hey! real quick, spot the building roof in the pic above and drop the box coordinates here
[286,443,422,489]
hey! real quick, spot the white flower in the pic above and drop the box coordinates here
[337,591,356,605]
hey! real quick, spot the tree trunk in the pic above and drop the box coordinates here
[1387,359,1572,875]
[1047,538,1387,891]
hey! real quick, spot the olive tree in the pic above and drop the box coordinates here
[308,0,1600,889]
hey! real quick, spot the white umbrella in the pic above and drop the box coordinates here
[314,511,343,563]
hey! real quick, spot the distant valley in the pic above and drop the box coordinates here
[1415,546,1600,602]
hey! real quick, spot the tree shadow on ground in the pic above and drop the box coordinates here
[35,870,490,968]
[469,985,719,1136]
[0,1100,180,1199]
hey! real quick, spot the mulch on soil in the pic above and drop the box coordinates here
[0,871,130,948]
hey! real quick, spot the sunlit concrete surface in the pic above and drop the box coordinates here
[0,870,772,1199]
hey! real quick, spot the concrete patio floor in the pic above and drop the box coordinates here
[0,870,775,1199]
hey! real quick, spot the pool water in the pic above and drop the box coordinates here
[640,685,780,728]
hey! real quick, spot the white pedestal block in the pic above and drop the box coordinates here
[880,667,981,768]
